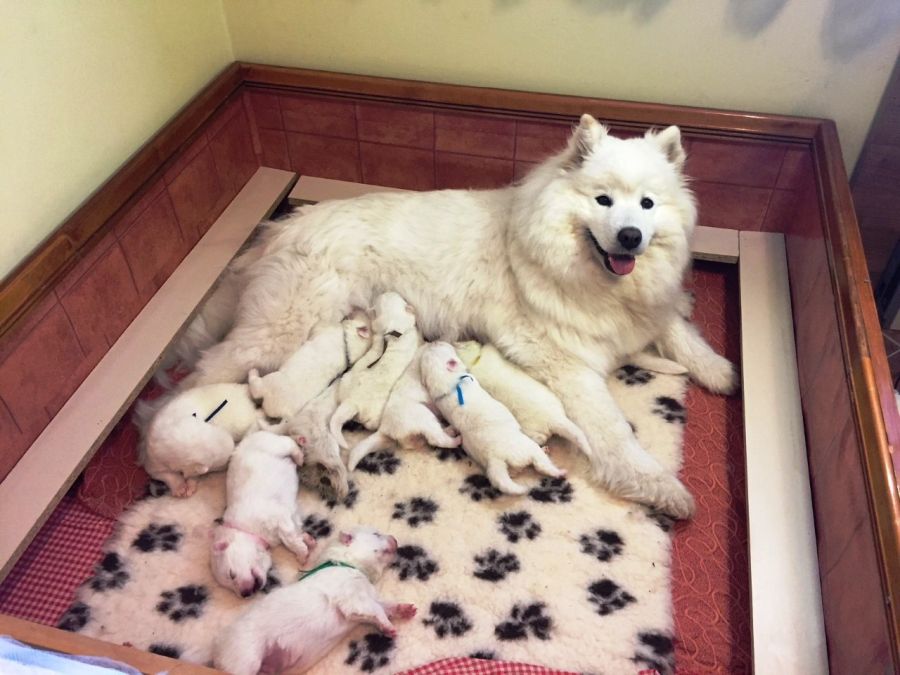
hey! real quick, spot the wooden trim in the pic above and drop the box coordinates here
[0,62,244,340]
[240,63,823,140]
[0,168,297,582]
[738,231,827,674]
[0,613,219,674]
[812,120,900,664]
[288,176,740,264]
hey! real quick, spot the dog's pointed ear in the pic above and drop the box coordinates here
[647,125,686,170]
[564,114,608,169]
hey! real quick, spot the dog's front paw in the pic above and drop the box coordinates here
[694,354,739,396]
[302,532,316,550]
[172,478,198,498]
[648,474,695,520]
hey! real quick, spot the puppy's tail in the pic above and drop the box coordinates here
[347,431,392,471]
[550,418,592,457]
[329,401,357,449]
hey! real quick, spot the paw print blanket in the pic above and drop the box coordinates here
[62,363,686,674]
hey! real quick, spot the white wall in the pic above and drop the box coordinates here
[0,1,233,279]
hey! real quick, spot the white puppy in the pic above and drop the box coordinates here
[248,310,372,420]
[421,342,565,495]
[210,430,315,597]
[214,527,415,675]
[139,383,261,497]
[454,341,592,454]
[347,345,460,471]
[329,295,419,447]
[283,382,349,500]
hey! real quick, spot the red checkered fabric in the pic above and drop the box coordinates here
[0,491,114,626]
[399,657,583,675]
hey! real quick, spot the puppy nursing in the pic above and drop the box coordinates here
[347,345,461,471]
[248,311,372,420]
[214,527,414,675]
[330,292,419,447]
[139,383,261,497]
[421,342,565,495]
[210,430,314,597]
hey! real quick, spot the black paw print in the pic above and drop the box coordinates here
[132,523,182,552]
[392,497,438,527]
[497,511,541,543]
[156,584,209,622]
[653,396,686,424]
[356,451,401,475]
[346,632,394,672]
[580,529,625,562]
[261,569,281,594]
[470,650,497,660]
[148,643,181,659]
[616,364,654,385]
[473,549,520,582]
[302,514,333,539]
[632,631,676,675]
[391,545,439,581]
[430,445,467,462]
[422,601,473,638]
[528,476,573,504]
[495,602,553,641]
[326,480,359,509]
[459,474,501,502]
[89,552,129,591]
[145,479,170,498]
[587,578,636,616]
[647,508,674,533]
[57,602,90,632]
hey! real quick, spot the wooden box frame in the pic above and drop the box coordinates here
[0,63,897,674]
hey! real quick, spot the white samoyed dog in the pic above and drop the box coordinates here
[178,115,736,518]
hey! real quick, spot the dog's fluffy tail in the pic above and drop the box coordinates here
[347,431,393,470]
[329,401,358,449]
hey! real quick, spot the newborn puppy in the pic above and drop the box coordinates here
[214,527,414,675]
[329,294,419,447]
[421,342,565,495]
[353,292,417,369]
[248,311,372,420]
[139,382,261,497]
[347,345,460,471]
[210,430,315,597]
[283,382,349,500]
[454,341,590,454]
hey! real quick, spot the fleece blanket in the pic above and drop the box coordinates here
[60,363,686,675]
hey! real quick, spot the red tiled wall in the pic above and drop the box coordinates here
[245,86,805,233]
[0,94,261,481]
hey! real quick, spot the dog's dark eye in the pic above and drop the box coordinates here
[596,195,613,207]
[640,197,654,209]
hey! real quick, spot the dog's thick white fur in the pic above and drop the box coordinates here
[139,383,261,497]
[181,115,737,518]
[213,527,414,675]
[248,310,373,420]
[210,430,314,597]
[454,340,592,453]
[421,342,565,495]
[329,295,420,447]
[347,345,460,471]
[283,382,349,500]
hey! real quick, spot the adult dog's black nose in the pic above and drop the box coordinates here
[617,227,642,251]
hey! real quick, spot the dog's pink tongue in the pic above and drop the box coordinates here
[608,254,636,275]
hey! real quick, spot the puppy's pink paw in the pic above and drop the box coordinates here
[184,478,198,497]
[391,603,417,621]
[379,622,397,638]
[302,533,316,549]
